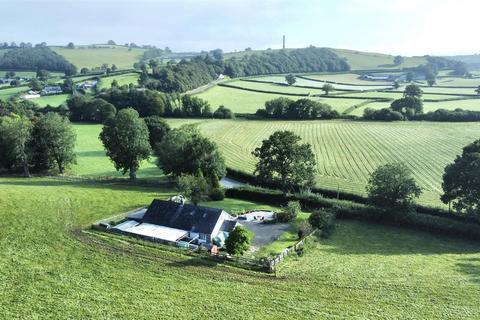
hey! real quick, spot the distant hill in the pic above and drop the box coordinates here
[225,47,428,71]
[445,54,480,70]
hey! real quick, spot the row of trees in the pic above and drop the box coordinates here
[0,113,76,176]
[97,87,232,119]
[141,47,350,93]
[256,97,339,120]
[99,109,226,200]
[363,84,424,121]
[0,47,77,75]
[224,47,350,78]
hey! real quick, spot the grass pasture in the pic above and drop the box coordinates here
[1,177,480,318]
[31,94,70,107]
[52,45,145,70]
[98,72,140,89]
[0,86,28,100]
[165,119,480,206]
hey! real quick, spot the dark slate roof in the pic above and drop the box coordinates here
[142,199,224,235]
[219,220,237,233]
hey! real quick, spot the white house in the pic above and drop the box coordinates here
[112,199,238,247]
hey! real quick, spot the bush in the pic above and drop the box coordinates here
[309,208,336,238]
[297,220,313,239]
[278,200,301,222]
[209,188,225,201]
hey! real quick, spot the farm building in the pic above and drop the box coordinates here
[112,199,238,248]
[41,86,63,95]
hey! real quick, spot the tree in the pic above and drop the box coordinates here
[441,139,480,215]
[100,108,151,180]
[29,78,43,91]
[278,200,301,222]
[321,84,334,95]
[177,174,209,205]
[426,73,436,87]
[225,226,253,256]
[111,64,117,72]
[366,163,422,208]
[10,79,21,87]
[406,72,414,83]
[80,67,89,74]
[62,77,74,93]
[107,40,116,45]
[110,79,119,88]
[66,42,75,49]
[148,59,158,69]
[143,115,170,149]
[390,97,423,116]
[156,125,226,186]
[285,74,296,86]
[252,130,316,192]
[36,69,50,81]
[5,71,15,78]
[475,86,480,95]
[394,55,404,66]
[30,113,76,174]
[309,209,334,229]
[0,116,32,177]
[213,105,234,119]
[392,80,400,90]
[404,84,423,98]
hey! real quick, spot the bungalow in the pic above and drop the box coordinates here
[0,78,15,84]
[41,86,63,95]
[77,80,98,90]
[112,199,238,247]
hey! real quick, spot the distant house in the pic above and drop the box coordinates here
[112,199,238,248]
[76,80,98,90]
[0,78,15,84]
[41,86,63,95]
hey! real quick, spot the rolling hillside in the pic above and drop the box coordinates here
[51,45,145,70]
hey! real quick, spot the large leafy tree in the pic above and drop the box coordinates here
[252,130,316,192]
[285,74,296,86]
[441,139,480,215]
[177,174,209,205]
[0,116,32,177]
[100,108,151,180]
[404,84,423,98]
[143,116,170,149]
[30,113,76,174]
[156,125,226,186]
[225,226,253,256]
[366,163,422,208]
[390,97,423,116]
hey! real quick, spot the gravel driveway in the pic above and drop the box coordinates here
[241,221,292,248]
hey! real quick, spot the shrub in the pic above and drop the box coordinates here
[209,188,225,201]
[309,208,336,238]
[297,220,313,239]
[225,226,254,256]
[278,200,301,222]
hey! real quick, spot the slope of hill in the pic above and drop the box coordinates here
[446,54,480,70]
[225,48,428,71]
[51,45,145,70]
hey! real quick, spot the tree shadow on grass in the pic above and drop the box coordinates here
[75,151,107,158]
[0,176,174,192]
[456,258,480,283]
[317,220,480,256]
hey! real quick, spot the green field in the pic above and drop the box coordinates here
[71,124,161,178]
[1,176,479,318]
[31,94,70,107]
[98,72,140,89]
[164,119,479,206]
[0,86,28,100]
[52,45,145,69]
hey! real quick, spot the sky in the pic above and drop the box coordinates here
[0,0,478,56]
